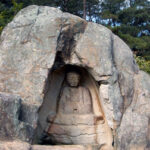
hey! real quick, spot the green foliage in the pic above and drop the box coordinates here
[0,0,23,33]
[12,0,23,14]
[17,0,100,19]
[117,33,149,53]
[100,0,125,25]
[0,0,100,31]
[135,55,150,74]
[102,0,150,74]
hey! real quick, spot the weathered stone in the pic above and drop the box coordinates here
[0,92,39,142]
[0,141,30,150]
[70,22,114,80]
[19,102,38,128]
[0,5,150,150]
[0,93,21,140]
[113,35,139,111]
[116,71,150,150]
[0,5,63,105]
[31,145,86,150]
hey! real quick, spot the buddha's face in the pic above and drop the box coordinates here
[66,72,80,87]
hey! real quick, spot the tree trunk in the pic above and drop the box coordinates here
[83,0,86,20]
[88,4,92,21]
[63,0,68,12]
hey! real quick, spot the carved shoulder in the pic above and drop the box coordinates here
[61,86,70,93]
[59,86,70,99]
[79,86,90,93]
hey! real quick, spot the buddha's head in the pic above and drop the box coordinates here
[66,71,80,87]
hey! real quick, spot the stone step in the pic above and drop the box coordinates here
[32,145,87,150]
[0,141,98,150]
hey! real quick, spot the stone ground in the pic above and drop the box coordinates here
[0,141,100,150]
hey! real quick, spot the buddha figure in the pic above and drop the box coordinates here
[58,71,93,115]
[45,70,106,145]
[43,70,113,149]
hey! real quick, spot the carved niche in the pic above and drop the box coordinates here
[34,65,113,149]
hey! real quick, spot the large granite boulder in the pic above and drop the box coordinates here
[0,5,149,150]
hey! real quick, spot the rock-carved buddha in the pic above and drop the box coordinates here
[45,71,111,145]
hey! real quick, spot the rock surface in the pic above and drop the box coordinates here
[31,145,87,150]
[0,92,38,142]
[116,71,150,150]
[0,141,92,150]
[0,93,21,140]
[0,5,149,150]
[0,141,30,150]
